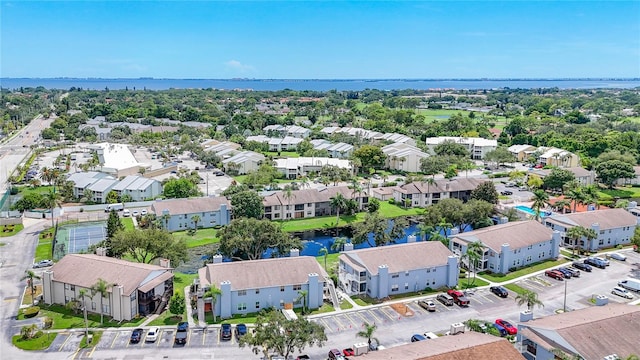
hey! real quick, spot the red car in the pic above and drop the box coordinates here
[495,319,518,335]
[343,348,355,356]
[544,270,564,281]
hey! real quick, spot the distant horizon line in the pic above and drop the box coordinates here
[2,77,639,81]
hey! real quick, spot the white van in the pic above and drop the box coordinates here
[105,203,124,212]
[618,279,640,292]
[123,209,131,217]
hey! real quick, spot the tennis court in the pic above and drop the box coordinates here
[54,221,107,259]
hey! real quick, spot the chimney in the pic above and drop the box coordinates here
[159,258,171,268]
[445,183,450,191]
[290,248,300,257]
[95,247,107,256]
[212,254,223,264]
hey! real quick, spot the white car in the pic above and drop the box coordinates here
[594,256,610,266]
[612,287,634,299]
[608,253,627,261]
[132,210,139,217]
[145,327,159,342]
[141,209,148,216]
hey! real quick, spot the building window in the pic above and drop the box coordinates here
[391,274,399,278]
[91,302,96,310]
[237,303,247,311]
[102,304,110,314]
[293,284,302,291]
[65,296,70,303]
[280,286,285,292]
[404,283,409,290]
[256,302,260,309]
[274,213,280,219]
[255,289,260,295]
[391,285,399,292]
[64,284,70,290]
[238,290,247,296]
[70,285,75,291]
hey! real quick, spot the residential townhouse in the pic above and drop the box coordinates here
[517,304,640,360]
[111,175,163,202]
[86,178,119,203]
[150,197,231,232]
[617,165,640,185]
[425,136,497,160]
[374,132,416,147]
[66,171,114,199]
[383,178,486,208]
[538,147,580,168]
[338,241,459,299]
[382,143,429,173]
[201,140,242,160]
[450,221,561,274]
[198,255,331,319]
[42,254,174,321]
[543,208,639,251]
[263,124,310,138]
[508,144,537,162]
[529,167,595,186]
[221,151,265,175]
[274,157,352,179]
[246,135,303,152]
[263,186,368,220]
[360,332,525,360]
[310,139,354,159]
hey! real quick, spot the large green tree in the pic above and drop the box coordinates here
[596,160,635,188]
[484,147,516,167]
[218,218,301,260]
[163,177,201,198]
[433,140,470,157]
[230,190,264,219]
[169,292,186,316]
[542,168,576,190]
[109,228,188,265]
[352,145,386,170]
[470,181,499,204]
[238,309,327,359]
[420,155,449,177]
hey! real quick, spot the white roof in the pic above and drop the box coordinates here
[274,157,351,170]
[508,144,536,153]
[382,143,429,158]
[87,178,119,192]
[539,147,572,159]
[222,151,265,164]
[246,135,270,143]
[425,136,497,147]
[90,143,140,170]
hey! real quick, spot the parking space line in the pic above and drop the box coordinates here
[202,331,206,346]
[366,310,383,323]
[110,332,119,348]
[57,332,71,351]
[475,293,494,303]
[343,313,360,328]
[333,315,345,329]
[379,307,397,321]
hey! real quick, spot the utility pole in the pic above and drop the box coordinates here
[563,279,567,312]
[206,173,209,197]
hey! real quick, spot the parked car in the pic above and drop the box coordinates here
[215,171,225,176]
[141,209,148,216]
[555,267,573,279]
[612,286,634,299]
[608,253,627,261]
[436,293,454,306]
[328,348,346,360]
[418,300,436,311]
[145,327,159,342]
[544,270,564,281]
[493,323,508,336]
[32,259,53,268]
[572,261,592,272]
[175,322,188,344]
[132,210,139,217]
[423,332,439,339]
[177,322,189,332]
[343,348,355,356]
[447,289,470,306]
[595,256,610,266]
[490,286,509,298]
[500,190,513,195]
[123,209,131,217]
[235,323,247,339]
[495,319,517,335]
[130,328,143,343]
[618,279,640,292]
[220,323,232,341]
[584,257,607,269]
[563,267,580,277]
[295,356,310,360]
[411,334,426,342]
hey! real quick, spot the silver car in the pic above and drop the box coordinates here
[608,253,627,261]
[33,260,53,268]
[612,286,634,299]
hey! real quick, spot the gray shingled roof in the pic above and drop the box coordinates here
[340,242,454,275]
[49,254,173,296]
[545,208,637,229]
[452,220,554,253]
[198,256,329,291]
[150,197,230,216]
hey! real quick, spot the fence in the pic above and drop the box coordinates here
[0,217,23,226]
[143,164,178,178]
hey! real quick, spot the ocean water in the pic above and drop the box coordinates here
[1,78,639,91]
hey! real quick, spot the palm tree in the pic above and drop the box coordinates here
[78,288,92,342]
[331,236,348,252]
[349,179,364,210]
[464,241,484,286]
[566,226,585,256]
[29,178,41,188]
[296,289,309,315]
[423,177,435,206]
[282,185,295,220]
[581,227,597,255]
[162,213,171,230]
[417,223,435,241]
[21,270,41,306]
[191,214,201,231]
[44,190,62,228]
[515,289,544,312]
[203,285,222,323]
[531,190,550,222]
[552,199,572,214]
[330,193,347,226]
[583,185,600,209]
[318,247,329,271]
[564,186,585,214]
[356,322,379,350]
[91,278,113,324]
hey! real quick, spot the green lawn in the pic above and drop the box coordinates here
[17,304,146,330]
[18,185,54,196]
[378,202,423,217]
[172,228,219,248]
[460,277,490,289]
[0,223,24,237]
[316,253,340,272]
[12,333,56,351]
[265,151,300,158]
[479,258,568,283]
[339,300,353,310]
[205,312,259,325]
[598,186,640,200]
[173,272,199,295]
[147,311,184,327]
[35,229,55,262]
[504,283,528,295]
[121,217,134,231]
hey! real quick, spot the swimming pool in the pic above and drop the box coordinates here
[514,205,551,218]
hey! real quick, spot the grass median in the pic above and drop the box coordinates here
[479,258,568,283]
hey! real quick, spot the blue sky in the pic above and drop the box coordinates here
[1,1,639,79]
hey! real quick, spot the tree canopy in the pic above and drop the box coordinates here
[218,218,301,260]
[470,181,499,204]
[596,159,635,188]
[230,190,264,219]
[352,145,386,170]
[108,228,188,265]
[163,177,201,198]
